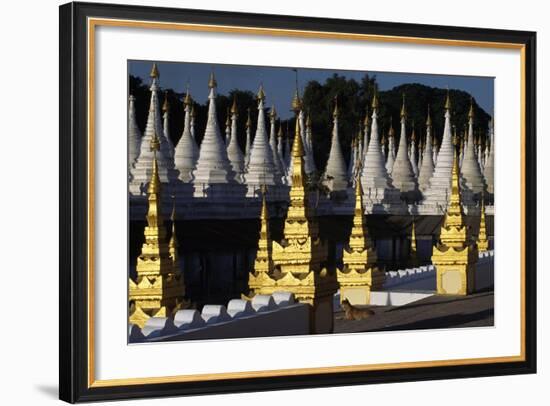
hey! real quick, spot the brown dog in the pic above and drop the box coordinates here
[341,298,375,320]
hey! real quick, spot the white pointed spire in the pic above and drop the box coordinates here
[224,108,231,146]
[418,106,435,191]
[226,96,245,182]
[410,123,419,177]
[162,92,175,158]
[244,107,252,168]
[324,97,348,192]
[360,93,401,211]
[244,85,279,187]
[192,72,235,185]
[130,63,177,194]
[483,118,495,196]
[277,125,286,182]
[460,99,486,195]
[174,91,199,182]
[128,94,142,168]
[269,105,284,179]
[386,119,396,175]
[391,94,419,201]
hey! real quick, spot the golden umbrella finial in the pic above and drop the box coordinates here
[257,83,266,102]
[208,71,217,89]
[277,123,284,138]
[411,120,416,141]
[371,91,379,110]
[333,95,339,118]
[444,88,451,110]
[468,97,475,119]
[150,62,159,78]
[388,116,395,137]
[183,89,192,106]
[291,89,302,113]
[230,95,238,115]
[269,104,277,120]
[426,104,432,126]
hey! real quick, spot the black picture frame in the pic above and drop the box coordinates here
[59,1,537,403]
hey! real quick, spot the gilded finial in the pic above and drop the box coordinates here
[364,106,370,127]
[208,71,217,89]
[162,91,169,113]
[277,123,283,138]
[225,108,231,126]
[371,91,379,110]
[411,121,416,141]
[257,84,266,102]
[332,96,339,118]
[381,133,386,145]
[150,62,159,79]
[444,88,451,110]
[183,89,192,106]
[426,105,432,126]
[291,89,302,113]
[150,130,160,152]
[269,105,277,120]
[468,97,474,120]
[292,116,304,157]
[230,95,238,115]
[306,112,312,128]
[388,117,395,137]
[400,93,407,118]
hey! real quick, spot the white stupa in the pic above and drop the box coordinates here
[419,91,471,214]
[128,94,142,169]
[129,63,178,195]
[269,106,284,180]
[483,118,495,196]
[391,95,420,202]
[243,85,279,192]
[226,96,245,182]
[360,93,403,213]
[417,107,435,191]
[460,100,486,195]
[323,98,349,192]
[192,72,236,192]
[174,91,199,182]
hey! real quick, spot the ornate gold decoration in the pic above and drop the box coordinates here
[409,219,419,267]
[162,91,169,112]
[431,148,478,295]
[149,62,159,78]
[478,198,489,252]
[251,186,273,275]
[337,180,385,304]
[247,113,337,333]
[128,132,186,328]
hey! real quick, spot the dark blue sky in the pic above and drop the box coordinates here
[129,60,494,120]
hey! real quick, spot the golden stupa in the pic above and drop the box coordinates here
[128,132,187,328]
[248,108,337,333]
[408,219,420,268]
[477,197,489,252]
[337,179,385,304]
[431,145,478,295]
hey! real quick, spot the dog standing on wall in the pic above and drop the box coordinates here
[341,298,375,321]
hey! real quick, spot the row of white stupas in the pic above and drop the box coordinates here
[128,64,494,217]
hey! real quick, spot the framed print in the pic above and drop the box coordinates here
[59,1,537,403]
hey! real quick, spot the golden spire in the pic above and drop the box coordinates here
[400,93,407,118]
[438,147,467,248]
[183,89,192,106]
[169,196,179,262]
[444,88,451,110]
[291,88,302,113]
[150,62,159,78]
[426,105,432,126]
[253,185,273,274]
[246,107,252,128]
[230,95,238,115]
[478,197,489,252]
[162,91,169,113]
[257,84,266,102]
[208,71,217,89]
[468,97,475,120]
[388,117,395,138]
[270,105,277,120]
[410,219,418,261]
[292,114,305,159]
[371,91,379,111]
[332,96,339,118]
